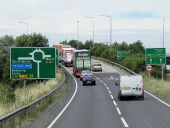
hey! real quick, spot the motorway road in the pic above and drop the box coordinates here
[30,60,170,128]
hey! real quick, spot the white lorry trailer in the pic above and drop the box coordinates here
[61,47,75,67]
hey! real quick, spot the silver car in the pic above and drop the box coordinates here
[92,63,102,71]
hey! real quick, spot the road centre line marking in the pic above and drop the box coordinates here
[116,107,121,115]
[144,90,170,107]
[113,100,117,106]
[47,68,78,128]
[108,90,111,94]
[110,95,113,99]
[106,86,109,90]
[121,117,129,128]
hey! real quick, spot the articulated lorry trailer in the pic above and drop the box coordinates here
[61,47,75,67]
[73,50,91,77]
[53,44,71,63]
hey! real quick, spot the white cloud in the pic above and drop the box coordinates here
[0,0,170,52]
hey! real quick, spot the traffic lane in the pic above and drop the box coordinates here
[92,59,128,75]
[96,73,170,128]
[29,67,76,128]
[50,76,124,128]
[92,59,118,73]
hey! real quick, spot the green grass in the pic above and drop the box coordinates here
[0,68,64,116]
[144,78,170,104]
[1,72,70,128]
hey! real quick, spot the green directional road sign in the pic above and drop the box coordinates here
[117,51,130,59]
[10,47,56,79]
[145,48,166,65]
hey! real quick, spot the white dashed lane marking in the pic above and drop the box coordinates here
[121,117,129,127]
[113,100,117,106]
[116,107,121,115]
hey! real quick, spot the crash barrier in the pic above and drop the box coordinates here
[92,56,137,75]
[0,65,68,127]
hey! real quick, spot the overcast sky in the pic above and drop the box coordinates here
[0,0,170,53]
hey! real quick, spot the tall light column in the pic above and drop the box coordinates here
[162,18,165,80]
[100,15,112,52]
[84,17,95,47]
[19,21,28,35]
[77,20,79,49]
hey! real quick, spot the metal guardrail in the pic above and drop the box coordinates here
[0,65,67,126]
[92,56,137,75]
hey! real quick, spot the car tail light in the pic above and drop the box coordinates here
[93,77,96,80]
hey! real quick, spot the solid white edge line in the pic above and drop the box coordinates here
[47,70,78,128]
[144,90,170,107]
[121,117,129,128]
[113,100,117,106]
[116,107,121,115]
[110,95,114,100]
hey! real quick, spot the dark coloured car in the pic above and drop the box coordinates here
[82,74,96,85]
[80,70,91,80]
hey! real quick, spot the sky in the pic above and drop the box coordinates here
[0,0,170,55]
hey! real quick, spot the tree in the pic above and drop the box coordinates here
[15,33,48,47]
[0,35,15,82]
[84,40,93,50]
[129,40,145,54]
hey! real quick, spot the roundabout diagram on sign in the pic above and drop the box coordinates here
[10,47,56,79]
[18,48,52,78]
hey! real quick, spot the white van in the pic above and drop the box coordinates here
[117,75,144,100]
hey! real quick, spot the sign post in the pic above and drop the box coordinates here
[145,48,166,80]
[10,47,56,80]
[146,65,152,79]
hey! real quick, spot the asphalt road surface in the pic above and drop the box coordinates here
[30,59,170,128]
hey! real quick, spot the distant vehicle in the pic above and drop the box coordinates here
[92,62,102,72]
[73,50,91,77]
[61,47,75,67]
[82,74,96,85]
[53,44,71,63]
[80,70,91,80]
[116,75,144,100]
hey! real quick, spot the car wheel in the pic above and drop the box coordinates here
[139,95,144,100]
[118,92,123,101]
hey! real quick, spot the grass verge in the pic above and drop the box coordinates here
[0,67,70,128]
[0,68,63,116]
[144,78,170,104]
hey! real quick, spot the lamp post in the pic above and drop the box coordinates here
[100,15,112,52]
[77,20,79,49]
[19,21,28,35]
[84,17,95,48]
[162,18,165,80]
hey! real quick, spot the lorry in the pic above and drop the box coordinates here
[61,47,75,67]
[73,50,91,77]
[53,44,71,63]
[117,75,144,100]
